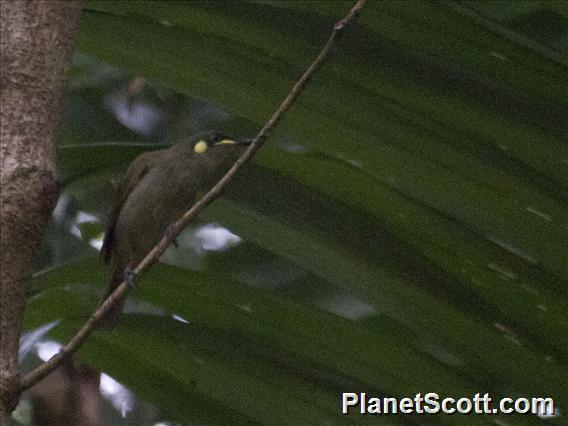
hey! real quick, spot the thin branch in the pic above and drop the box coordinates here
[19,0,367,392]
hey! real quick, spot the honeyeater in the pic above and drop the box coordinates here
[99,131,251,328]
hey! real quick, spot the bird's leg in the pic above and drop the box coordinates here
[165,224,179,248]
[123,264,137,289]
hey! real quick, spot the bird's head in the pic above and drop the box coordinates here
[192,130,251,155]
[172,130,252,181]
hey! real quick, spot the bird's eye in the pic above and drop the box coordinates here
[194,140,208,154]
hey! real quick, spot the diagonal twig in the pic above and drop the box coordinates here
[19,0,367,392]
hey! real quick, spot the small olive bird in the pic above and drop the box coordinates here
[100,131,251,328]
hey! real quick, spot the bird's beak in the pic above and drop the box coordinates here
[215,139,237,146]
[238,138,254,146]
[214,138,253,146]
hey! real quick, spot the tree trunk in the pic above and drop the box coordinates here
[0,0,82,420]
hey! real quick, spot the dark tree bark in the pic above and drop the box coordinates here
[0,0,82,420]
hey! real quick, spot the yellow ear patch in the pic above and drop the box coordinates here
[214,139,237,146]
[194,140,208,154]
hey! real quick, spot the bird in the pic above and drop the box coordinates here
[99,130,252,329]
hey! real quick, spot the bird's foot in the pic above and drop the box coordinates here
[124,265,137,289]
[165,224,179,248]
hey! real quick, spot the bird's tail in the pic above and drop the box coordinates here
[98,267,126,330]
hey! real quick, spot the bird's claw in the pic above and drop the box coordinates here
[124,265,137,289]
[165,224,179,248]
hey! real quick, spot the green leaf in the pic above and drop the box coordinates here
[23,0,568,423]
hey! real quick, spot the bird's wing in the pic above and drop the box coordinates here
[100,152,155,264]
